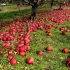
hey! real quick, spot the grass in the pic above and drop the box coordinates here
[0,3,50,22]
[0,8,31,22]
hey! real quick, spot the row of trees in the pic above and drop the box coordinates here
[0,0,70,20]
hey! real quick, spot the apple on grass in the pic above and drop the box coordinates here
[46,46,52,51]
[37,51,44,56]
[26,57,34,64]
[19,51,26,57]
[7,54,14,60]
[66,59,70,68]
[62,31,66,35]
[62,48,69,53]
[10,58,17,65]
[47,33,52,36]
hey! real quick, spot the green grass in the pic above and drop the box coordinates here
[0,4,50,22]
[0,8,31,21]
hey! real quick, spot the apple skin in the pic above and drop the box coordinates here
[19,51,26,57]
[7,54,14,60]
[26,57,34,64]
[19,47,26,52]
[62,31,66,35]
[47,33,52,36]
[37,51,44,56]
[62,48,69,53]
[8,49,14,54]
[46,29,50,33]
[60,27,65,31]
[66,59,70,68]
[10,58,17,65]
[46,46,52,51]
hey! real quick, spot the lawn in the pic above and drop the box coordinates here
[0,4,48,22]
[0,8,70,70]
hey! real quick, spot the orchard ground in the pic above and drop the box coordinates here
[0,4,70,70]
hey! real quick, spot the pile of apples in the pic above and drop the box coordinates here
[49,9,70,24]
[0,9,70,66]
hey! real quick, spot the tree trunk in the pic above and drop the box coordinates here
[50,0,54,11]
[58,0,63,10]
[29,4,38,20]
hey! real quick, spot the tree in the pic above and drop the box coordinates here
[22,0,44,20]
[50,0,64,11]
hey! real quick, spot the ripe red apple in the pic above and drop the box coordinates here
[47,33,52,36]
[7,54,14,60]
[8,49,14,54]
[62,48,69,53]
[17,43,23,47]
[19,47,26,52]
[62,31,66,35]
[26,57,34,64]
[37,51,44,56]
[46,46,52,51]
[10,58,17,65]
[15,47,19,53]
[25,45,30,51]
[7,37,11,41]
[29,36,33,40]
[2,37,7,41]
[59,27,65,31]
[19,51,26,57]
[66,29,70,32]
[66,59,70,68]
[46,29,50,33]
[19,41,24,44]
[5,43,11,49]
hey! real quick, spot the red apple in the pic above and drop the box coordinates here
[10,58,17,65]
[60,27,65,31]
[5,43,11,49]
[25,45,30,51]
[47,33,52,36]
[46,46,52,51]
[66,59,70,68]
[26,57,34,64]
[62,48,69,53]
[7,37,11,41]
[15,47,19,53]
[46,29,50,33]
[7,54,14,60]
[37,51,43,56]
[8,49,14,54]
[2,37,7,41]
[19,47,26,52]
[19,51,26,57]
[62,31,66,35]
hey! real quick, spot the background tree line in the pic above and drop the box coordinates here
[0,0,70,20]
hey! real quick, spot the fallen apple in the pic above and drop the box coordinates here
[66,59,70,68]
[19,51,26,57]
[47,33,52,36]
[10,58,17,65]
[7,54,14,60]
[46,46,52,51]
[26,57,34,64]
[37,51,44,56]
[62,31,66,35]
[62,48,69,53]
[8,49,14,54]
